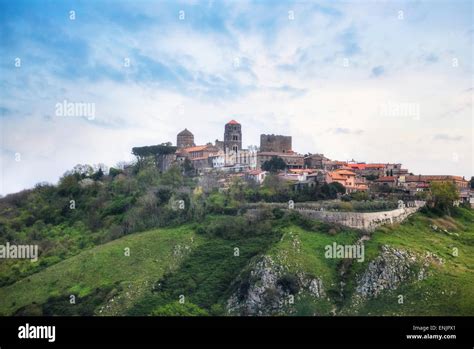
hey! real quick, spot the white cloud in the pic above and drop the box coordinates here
[1,1,472,195]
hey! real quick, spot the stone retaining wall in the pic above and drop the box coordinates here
[295,201,425,231]
[246,201,426,231]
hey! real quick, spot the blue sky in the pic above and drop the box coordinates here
[0,0,472,195]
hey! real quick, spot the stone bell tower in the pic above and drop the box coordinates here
[223,120,242,153]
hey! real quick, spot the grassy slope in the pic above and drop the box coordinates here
[127,231,281,315]
[0,225,202,315]
[343,207,474,315]
[1,208,472,316]
[265,225,360,315]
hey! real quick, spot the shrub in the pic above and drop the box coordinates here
[151,302,208,316]
[108,167,122,178]
[430,181,459,215]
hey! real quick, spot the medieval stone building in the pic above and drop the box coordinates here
[260,134,292,153]
[177,128,195,148]
[304,153,330,169]
[257,152,304,169]
[224,120,242,153]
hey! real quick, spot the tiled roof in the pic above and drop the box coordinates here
[347,163,385,170]
[329,173,346,180]
[288,169,317,174]
[346,185,369,190]
[183,145,208,152]
[227,119,240,125]
[258,152,303,157]
[334,169,356,176]
[405,175,466,182]
[424,175,466,182]
[177,128,193,136]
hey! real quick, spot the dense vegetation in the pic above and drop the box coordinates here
[0,162,195,287]
[128,215,283,315]
[342,207,474,315]
[0,153,471,316]
[0,157,395,288]
[261,156,287,173]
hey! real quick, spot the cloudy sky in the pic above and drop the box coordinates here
[0,0,472,195]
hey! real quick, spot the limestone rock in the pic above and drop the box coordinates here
[355,245,433,300]
[226,255,324,316]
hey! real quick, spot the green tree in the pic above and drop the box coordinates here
[430,181,459,214]
[228,177,246,203]
[262,174,290,200]
[262,156,287,173]
[182,158,194,176]
[350,191,369,201]
[160,165,184,188]
[91,168,104,181]
[364,174,379,181]
[58,174,81,196]
[108,167,122,178]
[132,143,177,170]
[321,182,345,199]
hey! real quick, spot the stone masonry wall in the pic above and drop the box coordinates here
[260,134,292,153]
[245,201,425,232]
[295,201,425,231]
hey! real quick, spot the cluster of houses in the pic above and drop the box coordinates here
[154,120,472,205]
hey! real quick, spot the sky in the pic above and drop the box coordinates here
[0,0,473,195]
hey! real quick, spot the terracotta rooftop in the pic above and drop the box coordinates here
[227,119,240,125]
[366,164,386,168]
[347,163,385,170]
[405,175,466,182]
[182,145,208,152]
[334,169,356,176]
[329,173,346,180]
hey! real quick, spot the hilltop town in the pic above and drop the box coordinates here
[131,119,473,207]
[1,118,473,319]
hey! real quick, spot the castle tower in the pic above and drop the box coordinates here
[260,134,292,153]
[177,128,195,148]
[224,120,242,153]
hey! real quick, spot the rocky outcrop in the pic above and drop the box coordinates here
[355,245,418,299]
[226,255,325,316]
[354,245,443,300]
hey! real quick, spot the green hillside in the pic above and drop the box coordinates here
[0,208,473,316]
[343,208,474,315]
[0,225,202,315]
